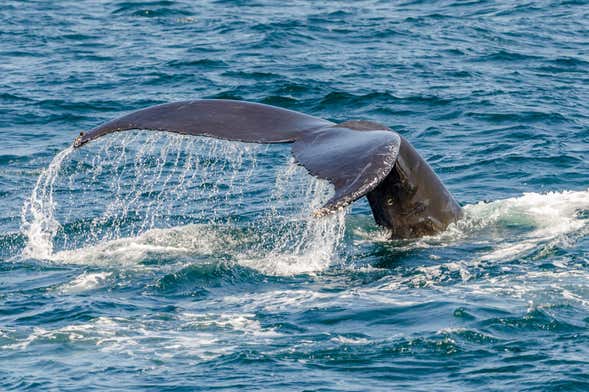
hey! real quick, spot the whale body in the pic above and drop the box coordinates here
[73,99,462,238]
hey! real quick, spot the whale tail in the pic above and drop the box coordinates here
[74,99,462,238]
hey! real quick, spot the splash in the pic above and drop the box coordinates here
[47,166,347,276]
[239,160,347,275]
[19,132,347,275]
[463,189,589,261]
[20,131,587,277]
[20,147,74,259]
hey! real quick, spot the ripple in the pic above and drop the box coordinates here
[112,1,193,17]
[167,59,229,69]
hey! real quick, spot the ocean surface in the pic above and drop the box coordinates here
[1,1,589,390]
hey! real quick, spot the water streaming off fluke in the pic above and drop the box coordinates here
[19,132,347,275]
[21,147,74,259]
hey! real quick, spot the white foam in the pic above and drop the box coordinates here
[58,272,113,293]
[221,288,337,316]
[179,312,280,337]
[1,313,278,361]
[330,336,371,345]
[464,189,589,261]
[50,224,230,267]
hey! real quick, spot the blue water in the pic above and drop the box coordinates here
[1,1,589,390]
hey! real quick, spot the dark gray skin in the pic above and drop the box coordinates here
[367,137,463,238]
[74,99,462,239]
[331,120,463,238]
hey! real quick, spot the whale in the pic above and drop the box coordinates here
[73,99,463,239]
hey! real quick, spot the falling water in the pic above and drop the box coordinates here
[20,147,74,259]
[19,132,347,274]
[238,159,347,275]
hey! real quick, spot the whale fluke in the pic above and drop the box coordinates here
[292,124,400,214]
[75,100,332,145]
[74,99,462,238]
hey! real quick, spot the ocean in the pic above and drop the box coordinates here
[1,1,588,390]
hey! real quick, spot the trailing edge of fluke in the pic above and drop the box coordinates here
[73,99,462,238]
